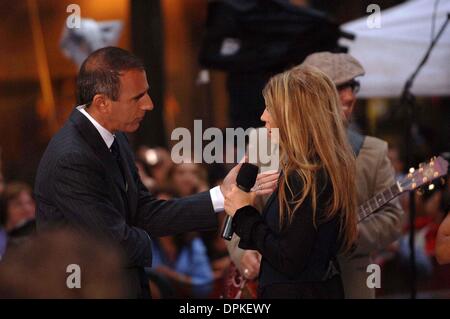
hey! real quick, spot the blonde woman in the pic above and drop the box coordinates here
[224,65,357,299]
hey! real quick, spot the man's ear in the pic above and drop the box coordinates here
[91,94,111,113]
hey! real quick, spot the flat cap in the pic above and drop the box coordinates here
[302,52,365,86]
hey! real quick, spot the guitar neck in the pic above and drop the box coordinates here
[358,181,403,222]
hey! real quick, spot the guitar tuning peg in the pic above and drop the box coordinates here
[428,184,435,191]
[416,188,424,196]
[409,167,415,174]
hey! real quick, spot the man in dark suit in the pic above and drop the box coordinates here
[34,47,266,298]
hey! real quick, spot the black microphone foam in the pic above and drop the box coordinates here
[236,163,259,192]
[222,163,259,241]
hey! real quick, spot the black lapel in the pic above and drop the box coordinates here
[69,108,127,193]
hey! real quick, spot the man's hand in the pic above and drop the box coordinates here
[220,159,246,198]
[240,251,261,280]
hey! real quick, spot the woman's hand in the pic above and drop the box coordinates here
[252,171,279,196]
[224,185,256,217]
[240,250,261,280]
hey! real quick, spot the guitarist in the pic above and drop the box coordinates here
[226,52,404,299]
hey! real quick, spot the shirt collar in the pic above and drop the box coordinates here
[76,105,115,149]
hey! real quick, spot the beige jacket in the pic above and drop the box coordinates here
[226,136,404,299]
[338,136,404,298]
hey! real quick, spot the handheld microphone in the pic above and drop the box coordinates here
[222,163,259,241]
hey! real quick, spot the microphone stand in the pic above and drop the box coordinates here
[400,13,449,300]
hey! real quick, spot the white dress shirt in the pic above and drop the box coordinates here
[76,105,224,212]
[77,105,115,148]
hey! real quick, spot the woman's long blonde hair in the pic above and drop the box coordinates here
[262,65,357,252]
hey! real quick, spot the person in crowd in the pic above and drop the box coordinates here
[169,162,209,197]
[0,182,36,232]
[144,188,214,298]
[0,227,128,298]
[151,232,214,298]
[431,176,450,266]
[379,178,450,296]
[224,65,358,298]
[0,182,37,258]
[436,206,450,264]
[398,184,448,276]
[136,146,174,192]
[169,162,233,294]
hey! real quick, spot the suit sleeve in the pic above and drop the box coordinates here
[112,132,218,238]
[353,142,404,255]
[53,152,152,268]
[133,173,218,238]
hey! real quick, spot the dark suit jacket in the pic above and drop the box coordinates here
[34,109,218,298]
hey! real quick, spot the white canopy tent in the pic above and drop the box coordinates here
[339,0,450,97]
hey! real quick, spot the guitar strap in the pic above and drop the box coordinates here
[347,128,365,157]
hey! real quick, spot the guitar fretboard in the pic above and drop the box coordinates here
[358,182,402,222]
